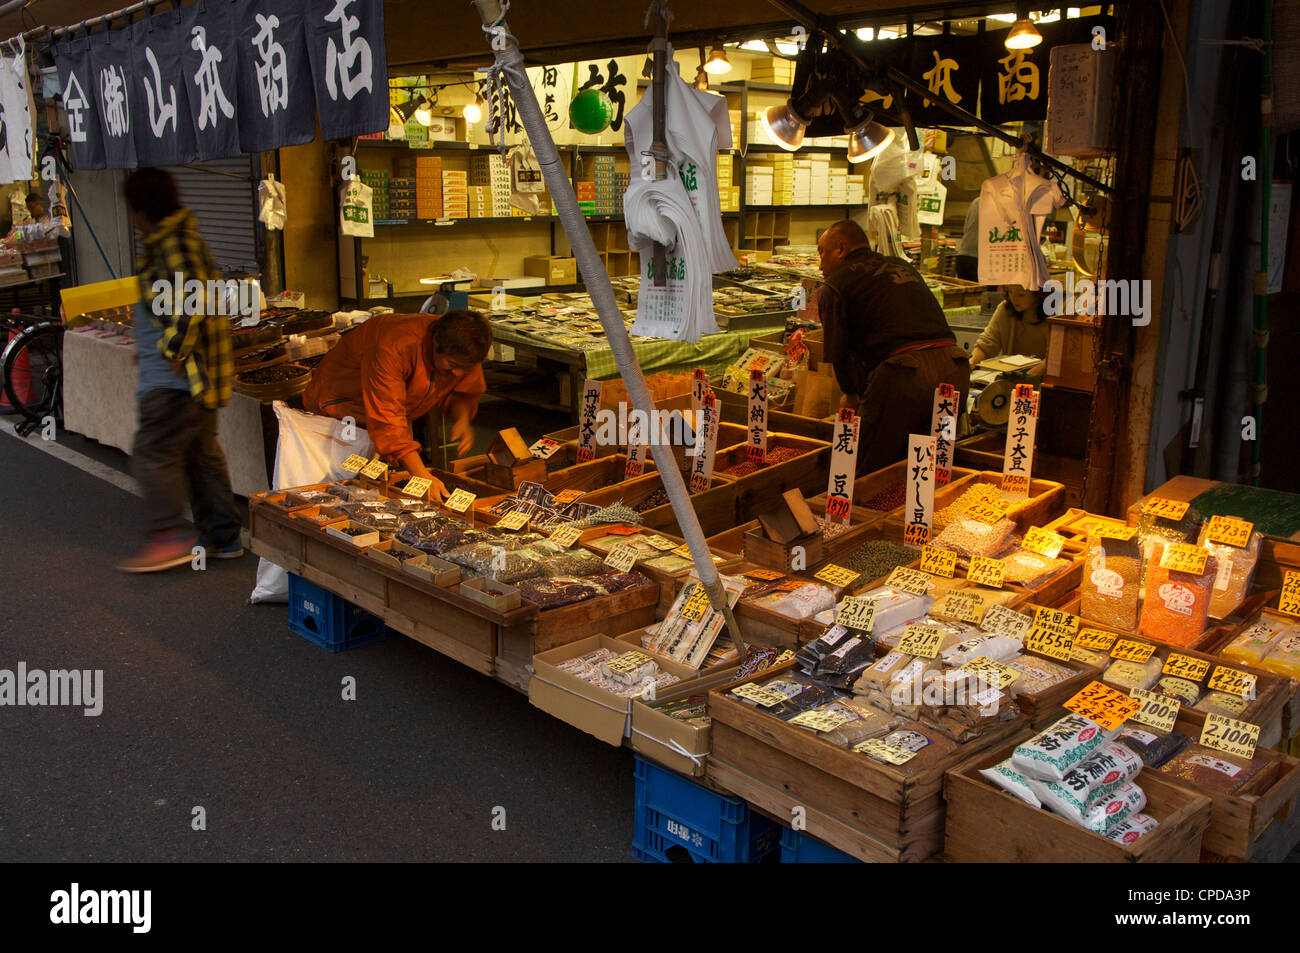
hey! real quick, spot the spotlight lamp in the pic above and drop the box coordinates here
[1005,8,1043,50]
[704,41,732,75]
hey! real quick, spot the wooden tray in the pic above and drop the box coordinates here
[707,664,1027,862]
[944,745,1212,862]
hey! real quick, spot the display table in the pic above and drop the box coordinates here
[61,327,270,497]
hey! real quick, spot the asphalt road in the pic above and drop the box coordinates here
[0,419,637,863]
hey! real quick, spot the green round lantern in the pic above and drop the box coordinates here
[569,88,614,134]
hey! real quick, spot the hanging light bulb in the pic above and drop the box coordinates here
[846,119,894,163]
[760,103,809,150]
[414,99,434,126]
[1005,8,1043,49]
[463,95,484,124]
[704,41,732,75]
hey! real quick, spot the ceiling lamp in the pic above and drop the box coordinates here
[391,93,431,125]
[463,95,484,124]
[760,100,812,150]
[846,118,894,162]
[704,41,731,75]
[1005,8,1043,49]
[414,100,434,126]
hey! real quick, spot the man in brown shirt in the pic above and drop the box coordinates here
[817,221,970,474]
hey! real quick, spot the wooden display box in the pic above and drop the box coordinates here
[1057,592,1231,656]
[577,469,736,516]
[890,471,1066,537]
[543,454,653,494]
[706,666,1028,862]
[743,527,823,572]
[710,433,828,481]
[460,578,522,612]
[482,458,549,489]
[529,634,701,746]
[1157,747,1300,861]
[944,747,1212,862]
[659,391,835,442]
[628,663,746,778]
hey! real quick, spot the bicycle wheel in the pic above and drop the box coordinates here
[2,321,64,428]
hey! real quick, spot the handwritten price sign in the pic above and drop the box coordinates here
[834,596,878,632]
[1278,571,1300,619]
[402,477,433,499]
[1141,497,1190,521]
[1131,688,1180,734]
[1095,523,1138,540]
[1163,653,1210,682]
[444,489,477,513]
[898,625,946,659]
[339,454,370,473]
[815,564,861,589]
[1205,515,1253,548]
[1063,680,1142,732]
[965,500,1010,525]
[1207,665,1257,700]
[1199,713,1260,760]
[853,738,917,765]
[920,546,957,578]
[936,591,985,626]
[1110,639,1156,664]
[496,510,530,531]
[1075,627,1119,652]
[885,567,931,595]
[1021,527,1066,559]
[604,545,639,573]
[1159,543,1209,575]
[360,458,389,480]
[1026,625,1075,662]
[552,489,585,506]
[549,525,582,548]
[966,555,1005,589]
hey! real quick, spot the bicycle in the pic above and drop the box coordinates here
[1,314,64,437]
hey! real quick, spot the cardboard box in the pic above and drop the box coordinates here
[629,663,743,776]
[530,634,700,746]
[524,255,577,285]
[1044,315,1100,392]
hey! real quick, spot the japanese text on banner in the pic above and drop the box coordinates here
[577,379,602,463]
[1001,384,1037,497]
[904,433,936,547]
[824,408,860,526]
[747,370,768,464]
[931,383,958,488]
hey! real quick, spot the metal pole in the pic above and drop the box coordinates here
[471,0,747,658]
[767,0,1114,195]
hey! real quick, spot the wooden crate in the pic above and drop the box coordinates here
[710,433,828,479]
[944,746,1212,862]
[904,471,1067,536]
[542,454,652,494]
[659,391,835,442]
[1156,747,1300,860]
[1056,592,1231,656]
[707,667,1028,862]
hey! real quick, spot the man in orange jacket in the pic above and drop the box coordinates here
[303,310,493,501]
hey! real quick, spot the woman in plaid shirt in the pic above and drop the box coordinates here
[117,168,241,573]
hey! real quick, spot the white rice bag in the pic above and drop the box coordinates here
[943,635,1022,667]
[1082,780,1147,834]
[1105,812,1159,845]
[1012,714,1118,781]
[979,759,1042,808]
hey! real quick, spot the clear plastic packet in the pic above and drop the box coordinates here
[1080,534,1143,630]
[516,575,608,609]
[1115,727,1191,769]
[980,758,1042,807]
[1013,714,1118,782]
[1102,656,1163,692]
[1137,540,1217,648]
[933,516,1017,558]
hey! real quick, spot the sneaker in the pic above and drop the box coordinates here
[117,531,199,574]
[206,539,245,560]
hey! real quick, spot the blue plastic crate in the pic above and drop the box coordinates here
[779,827,861,863]
[287,574,388,653]
[631,756,781,863]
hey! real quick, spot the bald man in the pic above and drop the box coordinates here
[816,221,970,474]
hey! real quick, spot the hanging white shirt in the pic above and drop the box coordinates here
[978,153,1064,290]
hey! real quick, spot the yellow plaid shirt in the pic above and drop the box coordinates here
[135,208,233,410]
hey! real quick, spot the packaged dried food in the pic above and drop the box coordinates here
[287,489,345,508]
[877,617,972,653]
[1105,812,1159,844]
[1013,714,1117,781]
[516,576,607,608]
[934,482,1002,529]
[1080,535,1142,630]
[1115,727,1191,768]
[444,542,547,583]
[796,624,854,673]
[1138,542,1217,646]
[1196,520,1261,620]
[601,652,658,686]
[1154,676,1201,706]
[812,636,880,689]
[933,516,1017,558]
[1260,631,1300,678]
[1221,617,1287,666]
[749,583,836,620]
[852,650,914,694]
[1158,744,1265,794]
[529,547,606,578]
[942,634,1022,667]
[1079,780,1146,834]
[980,759,1043,807]
[1004,656,1076,697]
[851,586,933,639]
[1190,691,1252,718]
[642,553,696,574]
[586,570,652,593]
[819,703,900,748]
[1000,548,1071,588]
[1071,647,1109,668]
[1102,656,1163,692]
[859,726,958,771]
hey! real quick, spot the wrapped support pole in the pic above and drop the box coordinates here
[472,0,748,658]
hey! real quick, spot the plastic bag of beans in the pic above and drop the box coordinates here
[1196,519,1261,620]
[1138,541,1217,646]
[1081,535,1142,630]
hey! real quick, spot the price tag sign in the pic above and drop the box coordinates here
[966,555,1005,589]
[549,525,583,548]
[744,568,786,581]
[965,500,1010,525]
[340,454,370,473]
[444,488,477,513]
[670,543,693,558]
[604,545,639,573]
[1199,713,1260,760]
[732,683,788,707]
[1026,625,1075,662]
[920,546,957,578]
[1021,527,1066,559]
[834,596,878,632]
[1163,653,1211,682]
[1075,627,1119,652]
[689,473,711,494]
[605,651,652,674]
[1001,383,1037,498]
[680,587,711,622]
[1063,681,1142,731]
[898,624,946,659]
[552,489,584,506]
[903,523,931,547]
[528,438,563,460]
[853,738,917,765]
[981,604,1034,641]
[641,534,676,552]
[1131,688,1180,734]
[1278,570,1300,619]
[360,458,389,480]
[1159,543,1209,575]
[775,579,809,591]
[959,656,1019,691]
[496,510,530,531]
[1205,515,1254,548]
[1033,608,1080,636]
[1110,638,1157,664]
[885,567,931,596]
[1070,646,1105,665]
[1207,665,1257,700]
[1212,694,1250,716]
[789,709,853,733]
[1142,497,1190,521]
[815,564,861,589]
[1095,523,1138,541]
[936,591,985,625]
[607,525,641,536]
[402,477,433,499]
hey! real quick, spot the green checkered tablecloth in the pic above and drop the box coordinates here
[582,326,781,380]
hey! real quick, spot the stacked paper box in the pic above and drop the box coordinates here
[442,170,468,218]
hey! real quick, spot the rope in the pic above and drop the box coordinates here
[478,0,522,154]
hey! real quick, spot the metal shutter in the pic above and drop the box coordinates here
[160,158,260,270]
